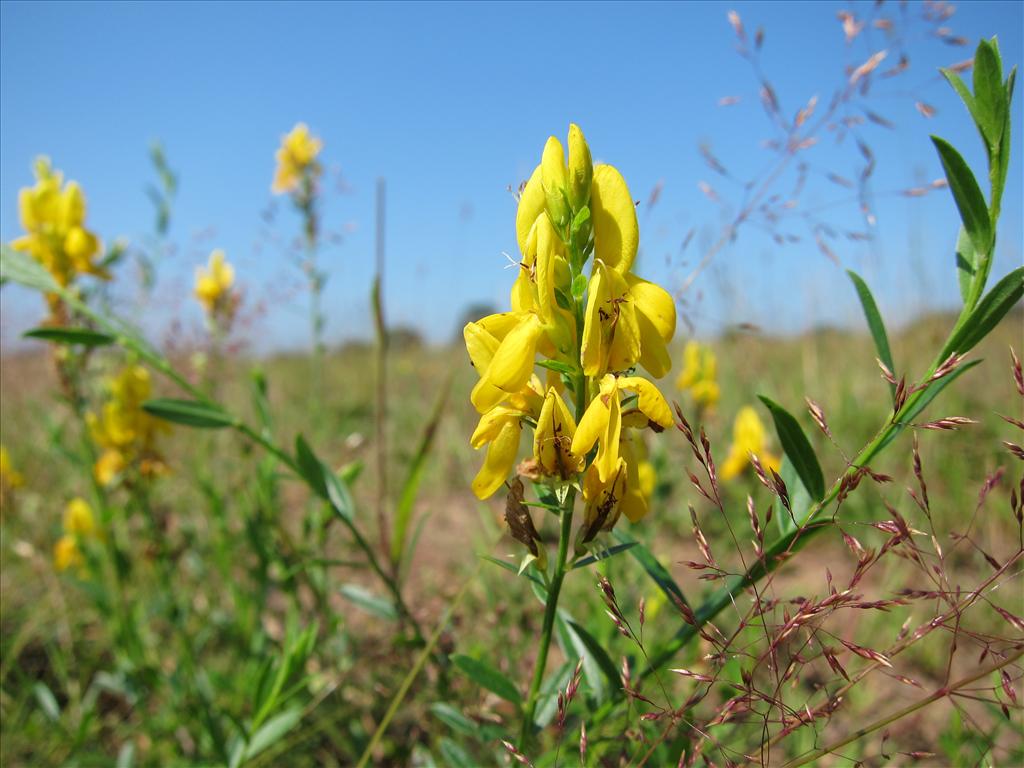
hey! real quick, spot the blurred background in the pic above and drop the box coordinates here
[2,0,1021,353]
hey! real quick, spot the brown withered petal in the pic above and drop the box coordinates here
[504,478,540,557]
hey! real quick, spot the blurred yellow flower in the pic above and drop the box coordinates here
[10,157,107,287]
[720,406,781,481]
[54,497,99,573]
[87,365,167,485]
[1,446,24,491]
[63,497,97,537]
[675,341,720,409]
[194,249,237,319]
[54,535,83,572]
[271,123,323,194]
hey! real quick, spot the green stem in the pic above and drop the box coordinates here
[519,486,575,750]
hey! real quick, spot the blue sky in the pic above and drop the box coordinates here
[1,0,1021,351]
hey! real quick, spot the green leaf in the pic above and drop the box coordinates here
[757,396,825,501]
[931,136,992,259]
[537,359,575,376]
[612,529,689,609]
[115,743,135,768]
[479,554,546,588]
[902,360,982,427]
[429,703,476,736]
[874,360,983,455]
[772,458,812,537]
[294,434,328,498]
[943,267,1023,358]
[142,398,235,429]
[942,68,976,116]
[33,682,60,722]
[450,654,522,705]
[339,584,397,621]
[0,244,60,293]
[563,618,621,702]
[955,227,978,304]
[243,707,303,761]
[973,39,1006,152]
[23,327,115,347]
[846,270,895,391]
[438,738,475,768]
[534,661,573,727]
[392,374,451,567]
[571,542,636,570]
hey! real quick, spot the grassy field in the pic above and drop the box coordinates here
[2,308,1021,766]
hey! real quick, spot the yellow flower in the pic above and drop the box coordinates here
[720,406,781,480]
[533,388,582,479]
[571,374,674,484]
[54,497,100,573]
[676,341,720,409]
[10,157,107,287]
[194,249,236,317]
[1,446,24,491]
[63,497,96,537]
[87,365,167,485]
[54,535,83,572]
[470,405,526,500]
[94,449,126,487]
[271,123,323,194]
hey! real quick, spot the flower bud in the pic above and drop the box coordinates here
[541,136,571,230]
[567,124,593,211]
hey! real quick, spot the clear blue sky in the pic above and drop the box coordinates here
[2,1,1021,351]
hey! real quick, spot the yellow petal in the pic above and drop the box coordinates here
[515,165,545,256]
[470,406,520,448]
[470,314,543,413]
[594,383,622,482]
[627,274,676,342]
[580,267,608,377]
[472,418,522,499]
[618,377,674,429]
[533,388,581,477]
[590,164,638,273]
[63,497,96,536]
[636,311,672,379]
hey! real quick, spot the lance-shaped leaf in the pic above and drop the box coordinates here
[846,270,895,392]
[931,136,992,260]
[758,396,825,502]
[143,398,235,429]
[24,327,115,347]
[450,654,522,705]
[943,267,1023,358]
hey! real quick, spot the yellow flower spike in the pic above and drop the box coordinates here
[63,498,97,537]
[590,164,638,274]
[10,157,106,287]
[626,275,677,379]
[470,313,544,413]
[567,124,593,211]
[617,376,675,430]
[676,342,719,408]
[533,388,582,479]
[515,165,546,256]
[541,136,571,229]
[581,260,641,377]
[194,249,236,316]
[271,122,323,195]
[54,535,83,572]
[720,406,781,481]
[471,408,524,499]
